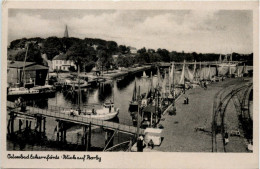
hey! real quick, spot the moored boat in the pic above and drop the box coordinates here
[63,102,119,121]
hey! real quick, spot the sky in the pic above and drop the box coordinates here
[8,9,253,54]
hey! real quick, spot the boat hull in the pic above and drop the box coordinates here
[7,91,55,101]
[63,109,119,121]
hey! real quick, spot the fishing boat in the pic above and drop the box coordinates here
[64,77,89,88]
[7,86,39,96]
[65,102,119,120]
[7,85,55,100]
[63,65,119,121]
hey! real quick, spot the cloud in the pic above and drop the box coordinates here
[8,10,252,54]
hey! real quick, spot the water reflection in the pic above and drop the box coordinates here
[98,83,112,102]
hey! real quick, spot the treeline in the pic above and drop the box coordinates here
[8,37,127,60]
[8,37,130,71]
[8,37,253,71]
[116,47,253,68]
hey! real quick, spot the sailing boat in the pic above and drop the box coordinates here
[241,63,248,76]
[63,65,119,121]
[219,54,222,63]
[168,62,175,100]
[218,53,236,67]
[129,79,138,115]
[178,61,185,87]
[141,71,149,78]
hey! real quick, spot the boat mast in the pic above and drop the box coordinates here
[200,61,202,80]
[172,62,175,102]
[193,60,196,81]
[157,67,160,87]
[136,85,141,138]
[22,43,29,87]
[77,64,81,111]
[132,78,137,101]
[183,60,186,94]
[219,54,222,63]
[208,64,211,80]
[150,71,153,93]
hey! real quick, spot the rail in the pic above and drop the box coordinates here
[212,83,252,152]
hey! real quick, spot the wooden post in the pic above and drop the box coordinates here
[10,113,15,134]
[7,119,11,134]
[56,121,60,142]
[10,118,14,134]
[19,119,22,132]
[150,112,153,127]
[63,130,67,143]
[137,107,140,138]
[141,109,144,122]
[29,121,32,129]
[26,120,29,130]
[60,125,64,142]
[39,117,42,133]
[83,126,87,150]
[43,117,46,133]
[87,122,92,151]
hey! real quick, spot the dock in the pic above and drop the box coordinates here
[154,77,252,152]
[7,101,144,135]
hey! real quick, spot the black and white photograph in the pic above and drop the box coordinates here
[5,8,254,151]
[1,1,259,168]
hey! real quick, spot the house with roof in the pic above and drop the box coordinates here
[129,47,137,54]
[7,60,49,86]
[52,53,76,71]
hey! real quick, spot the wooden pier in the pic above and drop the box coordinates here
[7,101,144,135]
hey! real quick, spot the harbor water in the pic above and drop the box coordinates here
[7,65,232,151]
[7,69,159,151]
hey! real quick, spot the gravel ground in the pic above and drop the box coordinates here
[154,78,251,152]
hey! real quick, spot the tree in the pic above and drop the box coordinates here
[42,37,64,60]
[119,45,130,54]
[116,55,135,68]
[150,53,161,63]
[137,47,147,54]
[9,38,28,49]
[85,61,96,72]
[157,48,170,62]
[61,37,82,52]
[106,41,118,55]
[11,42,43,64]
[192,52,198,61]
[97,50,113,73]
[66,42,96,71]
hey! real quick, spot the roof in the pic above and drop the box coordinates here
[52,53,68,60]
[8,61,36,68]
[24,64,49,70]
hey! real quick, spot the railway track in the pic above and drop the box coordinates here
[212,83,252,152]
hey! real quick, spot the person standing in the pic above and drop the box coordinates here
[224,132,229,145]
[137,135,145,152]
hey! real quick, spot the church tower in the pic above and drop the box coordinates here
[64,25,69,38]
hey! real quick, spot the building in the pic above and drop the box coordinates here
[64,25,69,38]
[7,60,49,86]
[52,53,76,71]
[129,47,137,54]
